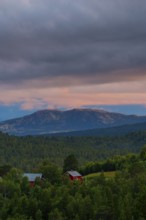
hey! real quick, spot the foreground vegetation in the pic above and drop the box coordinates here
[1,147,146,219]
[0,154,146,220]
[1,131,146,219]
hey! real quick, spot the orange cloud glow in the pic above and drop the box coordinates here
[1,80,146,110]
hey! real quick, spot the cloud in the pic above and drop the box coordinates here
[1,80,146,110]
[0,0,146,88]
[0,0,146,110]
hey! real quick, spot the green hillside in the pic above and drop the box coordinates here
[1,131,146,170]
[85,171,116,179]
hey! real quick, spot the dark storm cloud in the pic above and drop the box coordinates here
[0,0,146,86]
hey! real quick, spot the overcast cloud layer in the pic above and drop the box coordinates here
[0,0,146,111]
[0,0,146,86]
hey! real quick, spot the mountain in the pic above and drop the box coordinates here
[0,108,146,136]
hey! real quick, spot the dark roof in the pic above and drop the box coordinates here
[66,171,82,177]
[23,173,42,182]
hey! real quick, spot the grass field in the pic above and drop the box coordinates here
[84,171,116,180]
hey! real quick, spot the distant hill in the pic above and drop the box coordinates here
[50,121,146,137]
[0,108,146,136]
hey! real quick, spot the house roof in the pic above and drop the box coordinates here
[23,173,42,182]
[66,171,82,177]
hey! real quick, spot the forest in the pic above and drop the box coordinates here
[1,147,146,219]
[1,131,146,170]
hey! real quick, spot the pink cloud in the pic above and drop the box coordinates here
[1,79,146,110]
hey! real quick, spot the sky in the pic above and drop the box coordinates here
[0,0,146,121]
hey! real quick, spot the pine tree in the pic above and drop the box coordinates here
[63,154,79,172]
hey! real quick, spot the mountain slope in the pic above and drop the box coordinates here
[49,121,146,137]
[0,108,146,136]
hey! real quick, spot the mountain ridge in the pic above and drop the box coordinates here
[0,108,146,136]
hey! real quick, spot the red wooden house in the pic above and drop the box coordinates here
[23,173,42,187]
[64,170,83,182]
